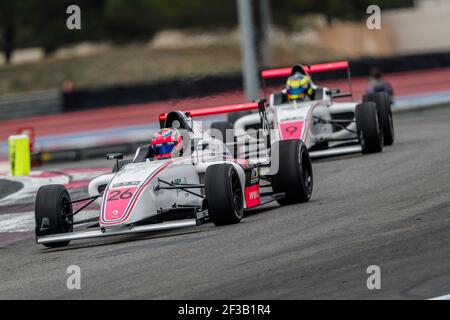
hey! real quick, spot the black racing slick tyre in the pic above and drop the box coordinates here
[355,102,383,154]
[363,92,394,146]
[270,139,313,205]
[205,164,244,226]
[112,160,132,173]
[35,185,73,248]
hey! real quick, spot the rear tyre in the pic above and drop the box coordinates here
[270,139,313,205]
[205,164,244,226]
[355,102,383,154]
[363,92,394,146]
[112,160,132,173]
[35,185,73,248]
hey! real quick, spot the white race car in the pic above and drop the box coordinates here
[213,61,394,159]
[34,101,313,248]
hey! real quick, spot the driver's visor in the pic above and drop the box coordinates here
[153,142,175,155]
[288,87,306,95]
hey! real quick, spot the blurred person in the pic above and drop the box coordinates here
[61,80,75,92]
[367,67,394,102]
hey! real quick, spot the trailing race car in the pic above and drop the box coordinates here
[34,100,313,248]
[212,61,394,159]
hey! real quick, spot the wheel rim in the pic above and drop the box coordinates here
[300,147,313,192]
[303,161,312,192]
[359,131,365,149]
[60,197,73,232]
[230,169,243,214]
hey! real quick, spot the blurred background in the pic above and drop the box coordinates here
[1,0,450,165]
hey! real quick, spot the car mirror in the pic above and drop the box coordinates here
[106,153,123,160]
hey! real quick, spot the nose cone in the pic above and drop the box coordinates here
[101,186,139,225]
[100,160,172,227]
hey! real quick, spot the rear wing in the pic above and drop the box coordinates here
[261,61,350,79]
[261,60,353,100]
[159,102,260,123]
[159,100,271,153]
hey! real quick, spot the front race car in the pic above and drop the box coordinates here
[34,101,313,248]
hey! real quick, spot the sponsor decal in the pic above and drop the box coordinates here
[281,115,304,121]
[245,184,260,208]
[112,181,140,188]
[170,177,188,196]
[250,168,260,184]
[171,177,185,185]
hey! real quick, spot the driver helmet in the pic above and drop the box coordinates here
[286,72,313,101]
[151,128,183,159]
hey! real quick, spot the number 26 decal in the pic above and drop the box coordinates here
[107,189,133,201]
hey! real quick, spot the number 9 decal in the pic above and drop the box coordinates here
[284,126,298,135]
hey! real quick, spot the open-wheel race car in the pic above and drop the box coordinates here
[212,61,395,159]
[34,100,313,248]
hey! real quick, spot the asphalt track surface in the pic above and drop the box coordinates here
[0,106,449,299]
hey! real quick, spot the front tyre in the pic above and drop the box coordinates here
[35,185,73,248]
[205,164,244,226]
[270,139,313,205]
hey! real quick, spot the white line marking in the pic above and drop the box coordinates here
[0,174,69,206]
[0,212,35,232]
[0,169,107,206]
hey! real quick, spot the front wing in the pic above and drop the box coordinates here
[36,219,199,245]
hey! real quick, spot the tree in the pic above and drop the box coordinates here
[0,0,105,60]
[0,0,415,62]
[0,2,18,64]
[27,0,105,54]
[103,0,236,43]
[272,0,414,27]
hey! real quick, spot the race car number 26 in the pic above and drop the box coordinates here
[107,189,134,201]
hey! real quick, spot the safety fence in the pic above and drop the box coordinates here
[0,90,62,121]
[2,51,450,121]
